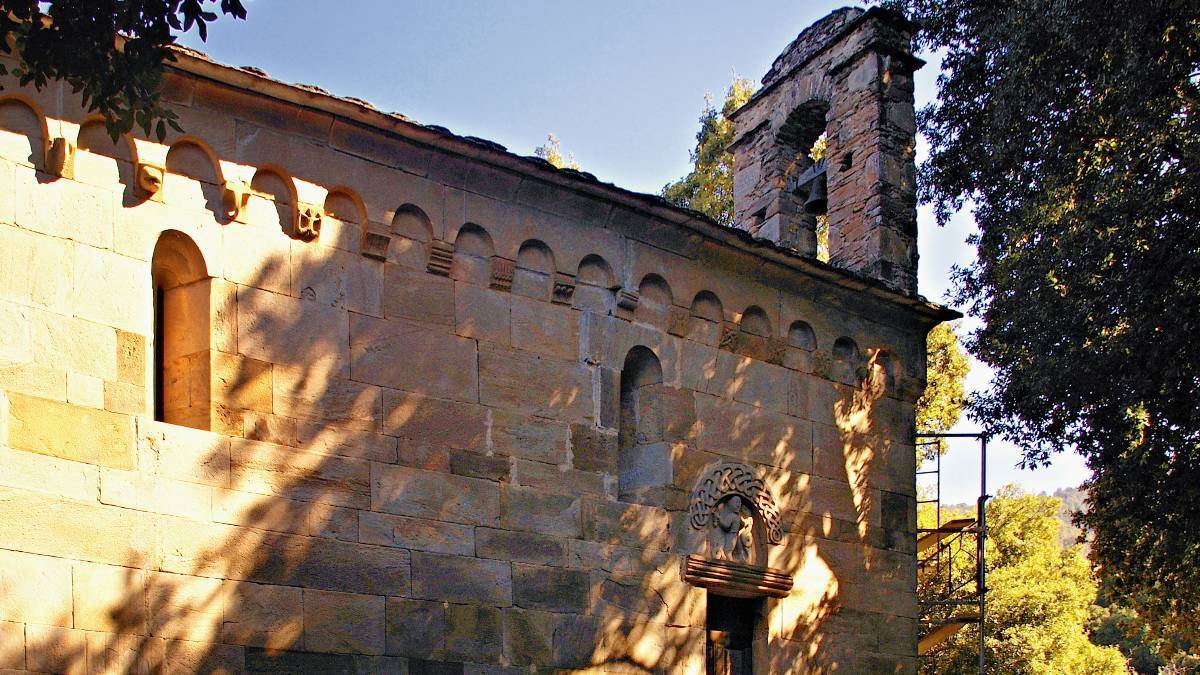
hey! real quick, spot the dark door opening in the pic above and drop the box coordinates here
[706,593,758,675]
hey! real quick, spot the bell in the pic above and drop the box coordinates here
[804,171,828,215]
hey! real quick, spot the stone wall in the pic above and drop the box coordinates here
[0,30,939,674]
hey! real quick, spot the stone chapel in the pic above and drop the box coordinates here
[0,6,955,674]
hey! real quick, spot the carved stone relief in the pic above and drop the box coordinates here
[136,162,165,200]
[361,229,391,261]
[666,305,690,337]
[684,461,793,597]
[46,138,75,179]
[551,272,576,305]
[490,257,516,292]
[292,204,323,241]
[427,240,454,276]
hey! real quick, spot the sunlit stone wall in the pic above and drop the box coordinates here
[0,20,938,673]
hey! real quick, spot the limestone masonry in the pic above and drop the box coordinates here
[0,6,953,674]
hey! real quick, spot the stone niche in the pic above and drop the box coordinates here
[683,462,793,598]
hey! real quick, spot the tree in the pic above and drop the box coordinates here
[662,77,754,227]
[0,1,247,139]
[884,0,1200,641]
[533,133,580,170]
[921,488,1128,673]
[916,322,970,458]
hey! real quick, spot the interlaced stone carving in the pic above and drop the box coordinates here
[689,462,784,548]
[427,240,454,276]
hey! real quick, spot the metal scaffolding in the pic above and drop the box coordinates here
[915,432,989,674]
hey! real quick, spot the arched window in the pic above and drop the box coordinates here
[832,336,863,386]
[618,346,669,501]
[152,231,211,429]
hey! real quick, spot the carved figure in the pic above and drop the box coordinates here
[689,462,784,564]
[136,163,164,198]
[711,495,755,562]
[46,137,75,179]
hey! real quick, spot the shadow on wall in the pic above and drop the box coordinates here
[0,96,916,674]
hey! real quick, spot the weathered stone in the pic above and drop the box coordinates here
[351,314,478,402]
[475,527,567,567]
[570,424,618,474]
[444,604,502,663]
[360,510,475,556]
[387,597,445,658]
[455,284,511,346]
[450,449,511,482]
[304,588,386,655]
[502,608,555,666]
[383,390,488,449]
[509,296,578,361]
[512,564,589,613]
[478,344,592,421]
[410,552,512,606]
[500,485,580,538]
[581,498,671,551]
[0,549,72,626]
[7,393,134,469]
[373,463,500,526]
[219,580,304,649]
[490,412,569,465]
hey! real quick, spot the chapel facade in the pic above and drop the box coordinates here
[0,7,952,674]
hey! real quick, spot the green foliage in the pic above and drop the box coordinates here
[662,77,754,226]
[886,0,1200,641]
[916,322,970,458]
[923,488,1128,674]
[533,133,579,170]
[0,1,247,139]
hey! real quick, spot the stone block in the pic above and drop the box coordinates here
[0,362,67,401]
[0,549,72,627]
[384,262,454,326]
[211,351,273,414]
[478,344,592,421]
[694,394,813,473]
[65,374,104,414]
[382,389,488,449]
[146,570,224,642]
[303,589,386,655]
[489,412,569,465]
[237,285,350,376]
[7,393,134,469]
[475,527,567,567]
[0,223,72,313]
[512,564,589,613]
[0,620,23,669]
[410,552,512,606]
[581,498,671,551]
[502,608,555,666]
[243,647,365,673]
[443,604,502,663]
[509,296,579,361]
[0,299,31,364]
[31,310,118,381]
[500,485,580,538]
[103,380,146,415]
[115,329,146,384]
[450,449,511,482]
[514,458,607,499]
[0,445,99,502]
[137,418,230,487]
[24,624,88,674]
[219,580,303,649]
[0,486,151,566]
[71,243,148,334]
[552,614,602,669]
[230,437,371,509]
[359,511,475,556]
[570,424,618,474]
[351,315,478,402]
[455,284,510,346]
[387,597,445,659]
[373,463,500,527]
[99,469,212,520]
[567,539,668,575]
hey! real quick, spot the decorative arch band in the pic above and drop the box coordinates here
[688,462,784,545]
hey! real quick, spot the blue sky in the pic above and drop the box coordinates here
[180,0,1090,503]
